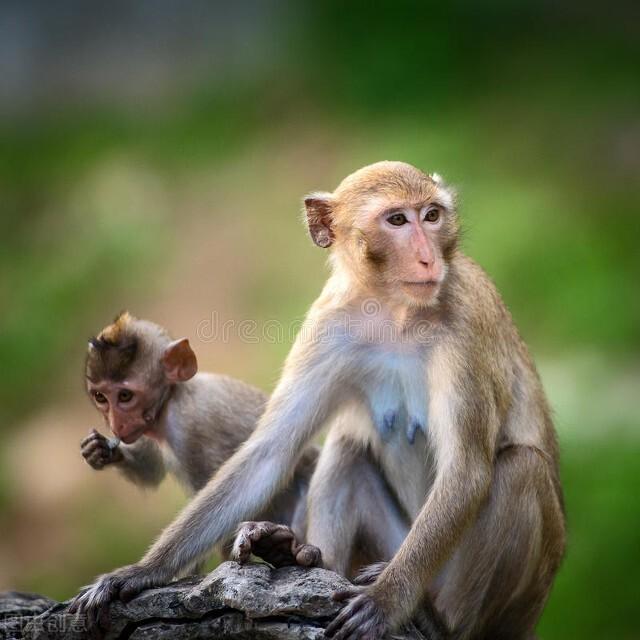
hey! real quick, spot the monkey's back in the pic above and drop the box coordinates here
[162,373,268,491]
[450,253,561,473]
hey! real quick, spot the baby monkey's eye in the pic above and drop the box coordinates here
[423,206,440,223]
[118,389,133,403]
[387,212,408,226]
[94,391,108,404]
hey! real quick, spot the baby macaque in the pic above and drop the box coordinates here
[81,312,318,564]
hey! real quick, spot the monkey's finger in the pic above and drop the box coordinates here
[82,441,108,456]
[87,451,107,468]
[68,587,91,614]
[332,588,360,602]
[246,521,279,540]
[325,605,357,638]
[327,613,361,640]
[81,443,108,458]
[326,597,372,640]
[82,450,109,464]
[234,521,259,540]
[231,526,254,562]
[88,604,110,639]
[80,430,103,447]
[293,543,322,567]
[264,528,295,545]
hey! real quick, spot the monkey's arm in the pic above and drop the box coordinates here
[115,437,167,488]
[69,335,342,620]
[81,430,166,487]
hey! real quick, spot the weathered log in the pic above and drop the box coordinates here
[1,562,426,639]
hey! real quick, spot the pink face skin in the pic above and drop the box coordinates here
[377,203,445,303]
[87,379,162,444]
[86,336,197,444]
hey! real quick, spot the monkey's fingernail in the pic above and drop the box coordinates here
[107,438,121,450]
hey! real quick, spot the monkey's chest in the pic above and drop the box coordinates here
[356,350,435,518]
[360,349,430,447]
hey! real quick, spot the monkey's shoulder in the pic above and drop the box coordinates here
[183,372,267,405]
[164,372,267,443]
[447,254,524,348]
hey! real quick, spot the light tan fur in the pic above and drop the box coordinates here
[71,164,565,640]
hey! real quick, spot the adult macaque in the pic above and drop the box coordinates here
[71,163,565,640]
[79,312,318,563]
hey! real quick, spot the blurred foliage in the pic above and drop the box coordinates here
[540,433,640,638]
[0,1,638,638]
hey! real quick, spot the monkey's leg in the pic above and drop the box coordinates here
[433,445,565,640]
[306,434,409,577]
[259,445,320,539]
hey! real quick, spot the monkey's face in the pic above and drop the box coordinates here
[86,313,198,443]
[354,198,455,306]
[87,376,166,444]
[325,162,459,307]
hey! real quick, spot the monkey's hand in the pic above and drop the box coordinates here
[81,429,123,470]
[68,563,163,630]
[231,521,322,568]
[325,584,390,640]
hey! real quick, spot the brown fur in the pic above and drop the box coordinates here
[71,164,565,640]
[86,312,140,382]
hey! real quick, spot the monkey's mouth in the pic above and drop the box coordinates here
[119,426,148,444]
[402,280,439,288]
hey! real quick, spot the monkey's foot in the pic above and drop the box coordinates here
[325,586,389,640]
[68,563,164,634]
[231,521,322,568]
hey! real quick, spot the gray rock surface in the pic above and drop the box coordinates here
[0,562,426,639]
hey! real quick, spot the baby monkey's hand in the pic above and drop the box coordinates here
[81,429,122,470]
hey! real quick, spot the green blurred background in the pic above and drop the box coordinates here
[1,1,638,637]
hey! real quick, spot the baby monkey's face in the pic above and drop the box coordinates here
[85,312,199,444]
[87,376,163,444]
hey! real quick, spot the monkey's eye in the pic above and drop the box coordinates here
[387,212,408,226]
[423,207,440,223]
[94,391,108,404]
[118,389,133,403]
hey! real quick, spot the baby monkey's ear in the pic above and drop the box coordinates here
[303,191,335,248]
[162,338,198,383]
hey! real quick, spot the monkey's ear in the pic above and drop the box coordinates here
[162,338,198,383]
[304,192,335,248]
[430,173,457,210]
